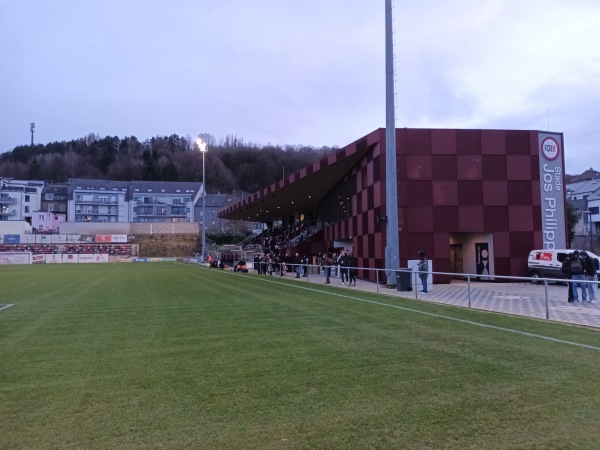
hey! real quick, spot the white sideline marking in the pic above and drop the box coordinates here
[0,304,15,311]
[207,268,600,352]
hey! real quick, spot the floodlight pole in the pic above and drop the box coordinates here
[384,0,400,284]
[197,138,208,262]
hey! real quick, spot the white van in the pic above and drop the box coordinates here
[527,249,600,282]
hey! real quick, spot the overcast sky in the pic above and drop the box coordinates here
[1,0,599,174]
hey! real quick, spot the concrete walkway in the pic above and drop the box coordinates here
[295,271,600,329]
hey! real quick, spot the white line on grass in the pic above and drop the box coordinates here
[210,269,600,352]
[0,304,15,311]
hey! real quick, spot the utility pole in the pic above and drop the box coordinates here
[30,122,35,145]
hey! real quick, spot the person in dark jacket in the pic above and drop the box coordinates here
[581,251,598,303]
[339,251,349,285]
[569,250,587,302]
[323,253,333,284]
[561,252,574,302]
[294,253,302,278]
[347,253,357,287]
[417,251,429,293]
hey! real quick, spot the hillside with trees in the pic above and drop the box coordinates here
[0,133,333,194]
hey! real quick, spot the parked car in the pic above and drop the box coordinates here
[527,249,600,283]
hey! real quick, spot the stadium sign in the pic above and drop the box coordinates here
[538,132,566,249]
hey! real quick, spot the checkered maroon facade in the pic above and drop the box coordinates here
[321,128,556,279]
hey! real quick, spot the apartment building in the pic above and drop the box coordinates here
[0,178,44,224]
[129,181,202,223]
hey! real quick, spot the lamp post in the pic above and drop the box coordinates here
[197,138,208,262]
[581,210,593,252]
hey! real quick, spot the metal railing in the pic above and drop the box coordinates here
[240,262,599,327]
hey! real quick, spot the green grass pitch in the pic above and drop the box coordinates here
[1,262,600,449]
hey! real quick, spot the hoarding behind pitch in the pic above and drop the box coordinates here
[32,254,45,263]
[0,253,32,264]
[94,254,109,263]
[63,254,78,263]
[36,235,52,244]
[76,254,108,263]
[46,254,62,264]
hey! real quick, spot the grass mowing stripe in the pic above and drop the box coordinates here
[3,263,600,448]
[211,268,600,352]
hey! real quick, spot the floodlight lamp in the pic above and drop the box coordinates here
[196,138,207,153]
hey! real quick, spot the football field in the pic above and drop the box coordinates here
[1,262,600,449]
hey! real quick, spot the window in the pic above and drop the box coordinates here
[25,206,30,213]
[48,204,54,212]
[590,207,599,215]
[45,193,54,200]
[134,196,141,201]
[25,195,30,202]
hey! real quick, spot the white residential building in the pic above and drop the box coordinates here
[129,181,202,223]
[68,179,130,223]
[0,178,44,225]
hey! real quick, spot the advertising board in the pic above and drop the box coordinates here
[46,254,62,264]
[62,254,78,263]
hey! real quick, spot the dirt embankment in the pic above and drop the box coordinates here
[133,235,201,257]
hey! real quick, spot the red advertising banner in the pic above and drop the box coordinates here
[95,235,112,243]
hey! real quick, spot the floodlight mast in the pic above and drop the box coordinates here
[197,138,208,263]
[384,0,400,284]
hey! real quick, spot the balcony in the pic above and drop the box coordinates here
[0,197,17,204]
[75,210,118,216]
[0,209,17,216]
[136,200,168,206]
[135,212,187,218]
[76,199,119,206]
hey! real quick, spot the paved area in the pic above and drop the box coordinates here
[294,271,600,329]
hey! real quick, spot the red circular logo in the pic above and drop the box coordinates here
[540,137,560,161]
